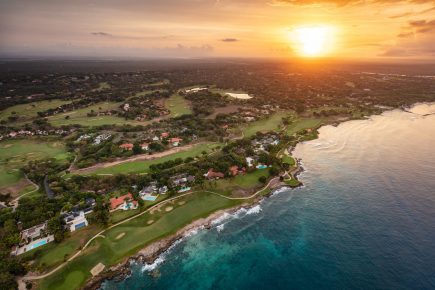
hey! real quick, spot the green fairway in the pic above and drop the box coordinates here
[47,102,148,127]
[165,94,191,117]
[0,99,71,123]
[93,82,111,91]
[285,118,323,135]
[87,143,221,175]
[243,112,290,137]
[38,192,241,290]
[0,139,70,188]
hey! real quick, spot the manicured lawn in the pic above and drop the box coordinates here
[208,170,270,195]
[87,143,221,175]
[243,112,290,137]
[38,192,241,290]
[47,102,149,127]
[0,139,70,188]
[285,118,323,136]
[0,99,71,123]
[109,208,141,224]
[23,225,100,272]
[282,155,296,166]
[165,94,191,117]
[285,178,301,187]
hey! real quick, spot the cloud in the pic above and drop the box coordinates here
[272,0,435,6]
[221,38,239,42]
[408,19,435,33]
[397,32,415,38]
[91,32,112,37]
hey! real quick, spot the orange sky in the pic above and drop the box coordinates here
[0,0,434,60]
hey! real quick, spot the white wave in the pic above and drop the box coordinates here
[210,212,232,226]
[216,224,225,232]
[141,256,165,272]
[246,205,262,215]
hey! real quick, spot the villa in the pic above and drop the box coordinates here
[110,193,138,211]
[119,143,134,151]
[229,166,246,176]
[63,211,89,232]
[204,169,225,179]
[141,143,149,150]
[13,222,54,255]
[170,137,183,146]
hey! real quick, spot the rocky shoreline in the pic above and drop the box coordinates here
[84,165,305,290]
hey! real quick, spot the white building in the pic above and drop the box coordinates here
[64,211,89,232]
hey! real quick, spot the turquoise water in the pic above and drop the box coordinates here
[103,104,435,290]
[29,239,47,250]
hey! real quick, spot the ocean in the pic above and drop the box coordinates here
[102,104,435,290]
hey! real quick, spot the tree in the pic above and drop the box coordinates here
[92,199,109,226]
[258,176,267,184]
[0,272,17,290]
[132,143,142,155]
[47,216,66,243]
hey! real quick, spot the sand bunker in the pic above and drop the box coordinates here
[90,263,105,276]
[147,220,154,225]
[115,233,125,240]
[178,201,186,205]
[165,206,173,212]
[225,93,253,100]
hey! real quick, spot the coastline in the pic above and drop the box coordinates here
[28,103,431,290]
[85,165,306,289]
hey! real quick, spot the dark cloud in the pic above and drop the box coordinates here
[221,38,239,42]
[91,32,112,37]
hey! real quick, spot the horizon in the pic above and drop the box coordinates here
[1,0,435,60]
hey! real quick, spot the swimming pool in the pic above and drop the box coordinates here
[142,195,157,201]
[28,239,47,250]
[256,165,268,169]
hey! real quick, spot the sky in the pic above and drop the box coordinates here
[0,0,435,60]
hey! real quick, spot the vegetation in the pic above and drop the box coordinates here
[0,139,70,189]
[165,94,192,117]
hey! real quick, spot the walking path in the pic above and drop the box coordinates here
[23,175,280,281]
[10,175,39,212]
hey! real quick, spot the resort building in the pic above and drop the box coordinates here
[110,193,138,211]
[229,166,246,176]
[170,137,183,147]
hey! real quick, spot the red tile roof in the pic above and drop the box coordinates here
[119,143,134,150]
[110,193,135,210]
[206,169,225,179]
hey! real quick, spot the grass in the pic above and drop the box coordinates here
[285,178,301,187]
[0,139,70,188]
[285,118,323,136]
[85,143,221,175]
[93,82,111,92]
[282,155,296,166]
[38,192,241,290]
[243,112,290,137]
[24,226,101,272]
[0,99,71,123]
[47,102,149,127]
[165,94,191,117]
[207,170,270,195]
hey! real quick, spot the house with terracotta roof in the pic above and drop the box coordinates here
[119,143,134,151]
[141,143,149,150]
[204,169,225,179]
[110,193,138,211]
[161,132,170,139]
[170,137,183,146]
[229,166,246,176]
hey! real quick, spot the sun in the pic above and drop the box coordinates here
[290,25,335,57]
